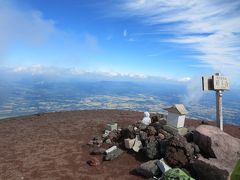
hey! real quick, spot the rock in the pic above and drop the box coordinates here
[90,147,106,155]
[108,130,119,142]
[139,131,148,142]
[105,145,117,154]
[185,131,194,142]
[151,115,159,123]
[191,156,230,180]
[156,158,171,173]
[124,138,135,149]
[158,129,172,139]
[158,139,169,157]
[193,125,240,167]
[106,123,118,131]
[165,135,194,167]
[132,135,143,152]
[135,122,147,130]
[192,144,200,154]
[135,160,160,178]
[103,148,124,161]
[144,139,160,159]
[87,157,100,166]
[121,125,135,139]
[102,130,111,138]
[146,126,157,136]
[92,136,103,145]
[158,133,165,140]
[105,138,112,144]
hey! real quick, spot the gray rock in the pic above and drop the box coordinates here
[191,156,230,180]
[135,160,160,178]
[193,125,240,168]
[145,141,159,160]
[139,131,148,142]
[121,125,136,139]
[193,144,200,154]
[135,122,147,130]
[103,148,124,161]
[105,138,112,144]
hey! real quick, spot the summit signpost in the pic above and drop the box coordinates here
[202,73,230,131]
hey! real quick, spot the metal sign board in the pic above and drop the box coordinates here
[202,76,214,91]
[213,75,230,90]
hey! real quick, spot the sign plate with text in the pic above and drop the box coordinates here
[213,75,230,90]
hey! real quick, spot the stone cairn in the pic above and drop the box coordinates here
[87,113,240,180]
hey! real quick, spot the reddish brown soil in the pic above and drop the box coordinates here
[0,110,239,180]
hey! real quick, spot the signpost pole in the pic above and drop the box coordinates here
[202,73,229,131]
[216,90,223,131]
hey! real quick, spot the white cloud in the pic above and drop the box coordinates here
[117,0,240,81]
[0,1,56,55]
[6,64,190,84]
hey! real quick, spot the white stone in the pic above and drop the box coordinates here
[106,123,118,131]
[105,145,117,154]
[124,138,135,149]
[132,135,143,152]
[157,158,171,173]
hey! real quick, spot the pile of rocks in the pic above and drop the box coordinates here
[87,113,240,180]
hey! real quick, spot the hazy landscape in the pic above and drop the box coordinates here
[1,75,239,125]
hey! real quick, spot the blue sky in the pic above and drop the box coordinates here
[1,0,240,85]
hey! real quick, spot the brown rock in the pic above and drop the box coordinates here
[191,156,229,180]
[165,135,194,167]
[146,126,157,136]
[193,125,240,168]
[87,157,100,166]
[158,133,165,140]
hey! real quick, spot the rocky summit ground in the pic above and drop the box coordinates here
[0,109,239,180]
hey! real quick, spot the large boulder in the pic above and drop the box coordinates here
[135,160,160,178]
[193,125,240,167]
[165,135,194,167]
[191,156,230,180]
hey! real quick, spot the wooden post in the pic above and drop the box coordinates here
[216,90,223,131]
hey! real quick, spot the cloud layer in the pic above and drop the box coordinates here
[117,0,240,82]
